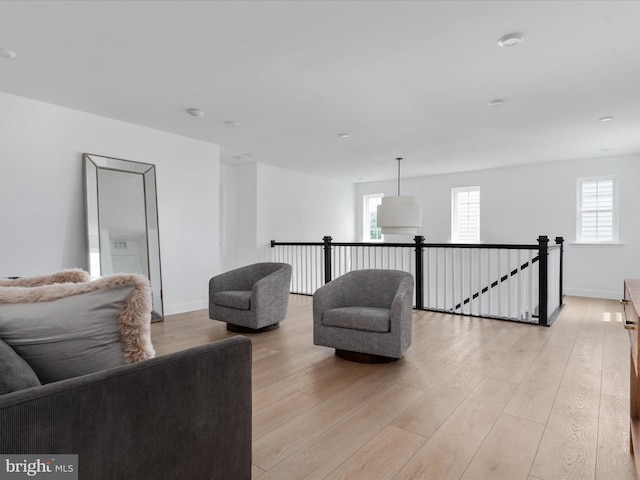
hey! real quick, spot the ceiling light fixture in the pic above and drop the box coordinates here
[223,120,240,128]
[488,99,506,107]
[186,108,205,117]
[497,33,524,47]
[0,47,16,58]
[376,157,422,236]
[337,133,351,138]
[598,116,613,122]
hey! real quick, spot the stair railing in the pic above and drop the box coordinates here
[271,235,564,326]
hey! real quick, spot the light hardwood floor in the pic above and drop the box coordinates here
[151,295,637,480]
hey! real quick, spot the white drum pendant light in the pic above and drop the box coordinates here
[377,157,421,235]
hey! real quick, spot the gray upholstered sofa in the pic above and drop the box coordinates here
[0,336,252,480]
[313,269,414,362]
[209,262,292,332]
[0,270,252,479]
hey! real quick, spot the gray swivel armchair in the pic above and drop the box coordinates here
[209,262,292,333]
[313,269,414,362]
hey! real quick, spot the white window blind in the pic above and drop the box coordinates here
[452,186,480,242]
[363,194,383,241]
[577,176,617,242]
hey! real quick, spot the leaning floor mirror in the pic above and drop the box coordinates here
[83,153,164,321]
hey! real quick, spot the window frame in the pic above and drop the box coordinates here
[451,186,480,243]
[363,193,384,242]
[576,175,619,244]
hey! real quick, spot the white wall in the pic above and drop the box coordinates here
[6,87,629,307]
[219,163,237,272]
[0,92,220,315]
[357,154,640,299]
[222,163,258,270]
[221,162,356,269]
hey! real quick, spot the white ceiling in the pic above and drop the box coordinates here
[1,0,639,182]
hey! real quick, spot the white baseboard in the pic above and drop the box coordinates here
[564,288,621,300]
[164,300,208,316]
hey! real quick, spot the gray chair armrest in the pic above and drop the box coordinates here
[0,337,252,480]
[390,275,415,329]
[252,264,292,305]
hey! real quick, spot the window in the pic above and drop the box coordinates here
[452,186,480,242]
[577,176,617,243]
[363,194,383,241]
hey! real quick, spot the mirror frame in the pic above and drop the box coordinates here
[83,153,164,321]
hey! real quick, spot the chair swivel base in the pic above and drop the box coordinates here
[335,349,398,364]
[226,323,280,334]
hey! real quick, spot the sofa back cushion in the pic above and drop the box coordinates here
[0,273,155,384]
[0,337,41,394]
[0,285,134,384]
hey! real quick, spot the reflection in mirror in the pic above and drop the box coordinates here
[83,153,164,321]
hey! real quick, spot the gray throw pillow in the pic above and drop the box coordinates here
[0,337,41,394]
[0,285,133,384]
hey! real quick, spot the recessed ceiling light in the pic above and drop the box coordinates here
[186,108,205,117]
[498,33,524,47]
[488,99,506,107]
[0,47,16,58]
[337,133,351,138]
[598,116,613,122]
[224,120,240,128]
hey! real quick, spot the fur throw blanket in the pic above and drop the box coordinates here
[0,268,91,287]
